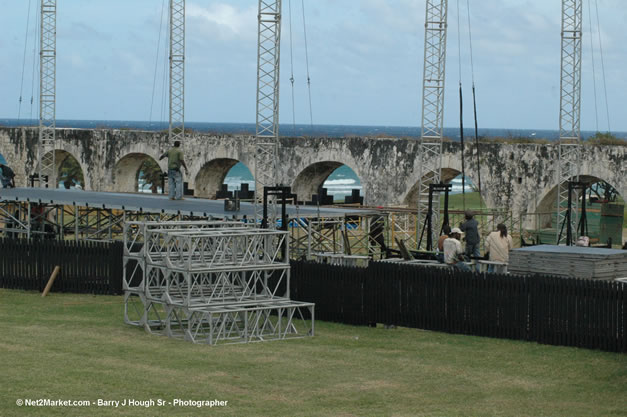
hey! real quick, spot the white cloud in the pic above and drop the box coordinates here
[187,3,257,41]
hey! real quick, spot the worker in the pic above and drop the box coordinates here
[436,224,451,263]
[484,223,513,273]
[443,227,470,271]
[159,140,188,200]
[460,210,480,271]
[0,163,16,188]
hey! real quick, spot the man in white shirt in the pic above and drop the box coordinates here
[443,227,470,271]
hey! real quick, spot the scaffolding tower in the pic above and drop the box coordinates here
[169,0,185,144]
[417,0,449,249]
[37,0,57,188]
[556,0,583,245]
[254,0,282,226]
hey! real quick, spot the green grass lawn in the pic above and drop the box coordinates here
[441,191,486,211]
[1,289,626,417]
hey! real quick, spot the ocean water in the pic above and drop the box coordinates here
[2,118,620,200]
[3,118,625,140]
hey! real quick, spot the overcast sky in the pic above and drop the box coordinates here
[0,0,625,132]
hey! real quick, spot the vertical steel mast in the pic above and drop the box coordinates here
[417,0,449,248]
[38,0,57,188]
[169,0,185,144]
[556,0,582,244]
[254,0,282,226]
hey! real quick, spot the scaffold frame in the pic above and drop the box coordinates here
[255,0,283,225]
[169,0,186,145]
[417,0,449,249]
[38,0,57,188]
[556,0,583,245]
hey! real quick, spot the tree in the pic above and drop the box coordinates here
[588,181,618,203]
[138,159,163,193]
[58,156,84,189]
[586,132,626,146]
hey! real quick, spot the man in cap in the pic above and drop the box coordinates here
[460,210,480,271]
[159,140,188,200]
[443,227,470,271]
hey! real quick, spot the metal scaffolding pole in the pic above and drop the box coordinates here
[254,0,282,226]
[556,0,583,245]
[169,0,185,144]
[38,0,57,188]
[417,0,448,249]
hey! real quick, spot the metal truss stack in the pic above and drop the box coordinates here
[123,220,314,345]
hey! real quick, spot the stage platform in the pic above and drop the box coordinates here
[0,188,372,218]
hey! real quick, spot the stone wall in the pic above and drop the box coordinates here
[0,127,624,219]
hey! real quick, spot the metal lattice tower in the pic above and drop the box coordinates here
[38,0,57,188]
[556,0,583,244]
[417,0,449,248]
[254,0,282,226]
[169,0,185,144]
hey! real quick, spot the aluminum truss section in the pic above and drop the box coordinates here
[145,267,290,308]
[155,229,290,271]
[417,0,449,250]
[169,0,185,145]
[556,0,583,245]
[160,300,314,345]
[123,221,250,293]
[254,0,282,225]
[123,221,266,327]
[38,0,57,188]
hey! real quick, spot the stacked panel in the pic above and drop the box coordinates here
[509,245,627,280]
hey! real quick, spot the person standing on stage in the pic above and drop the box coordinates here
[484,223,513,273]
[159,141,188,200]
[460,210,480,271]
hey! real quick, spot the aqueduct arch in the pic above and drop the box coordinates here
[193,158,247,198]
[292,161,362,203]
[534,174,624,229]
[112,153,161,193]
[402,168,485,208]
[37,149,90,189]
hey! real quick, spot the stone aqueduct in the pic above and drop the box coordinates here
[0,127,625,220]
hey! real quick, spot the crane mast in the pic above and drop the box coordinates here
[254,0,282,226]
[556,0,583,245]
[417,0,449,249]
[37,0,57,188]
[169,0,185,145]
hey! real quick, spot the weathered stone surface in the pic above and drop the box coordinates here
[0,127,624,219]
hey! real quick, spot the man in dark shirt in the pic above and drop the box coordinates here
[159,141,188,200]
[460,210,480,272]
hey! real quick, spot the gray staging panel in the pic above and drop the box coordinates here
[0,188,371,218]
[510,245,627,280]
